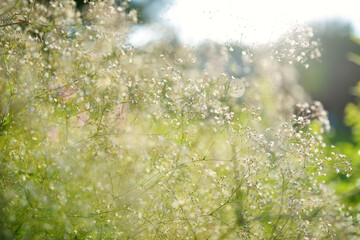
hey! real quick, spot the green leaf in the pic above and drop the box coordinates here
[351,36,360,45]
[9,81,12,94]
[1,116,11,126]
[348,52,360,66]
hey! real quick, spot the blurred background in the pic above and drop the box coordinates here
[117,0,360,207]
[118,0,360,145]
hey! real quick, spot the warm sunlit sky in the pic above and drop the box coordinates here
[129,0,360,46]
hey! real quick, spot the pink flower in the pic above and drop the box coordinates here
[47,127,59,142]
[75,112,89,127]
[58,86,77,104]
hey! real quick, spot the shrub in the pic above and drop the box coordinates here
[0,1,356,239]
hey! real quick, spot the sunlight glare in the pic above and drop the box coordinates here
[163,0,360,45]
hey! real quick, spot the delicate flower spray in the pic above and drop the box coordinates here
[0,1,355,239]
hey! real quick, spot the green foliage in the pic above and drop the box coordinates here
[0,0,357,239]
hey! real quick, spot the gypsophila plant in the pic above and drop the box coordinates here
[0,0,356,239]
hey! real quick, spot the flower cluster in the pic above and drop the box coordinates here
[0,1,356,239]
